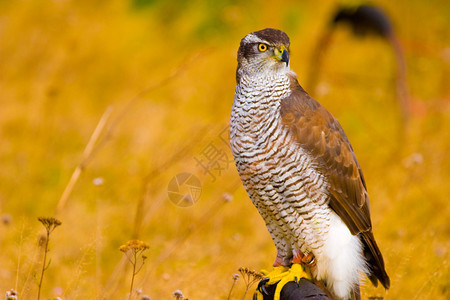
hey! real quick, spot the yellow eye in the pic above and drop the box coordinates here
[258,43,268,52]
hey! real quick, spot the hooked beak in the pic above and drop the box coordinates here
[275,46,289,65]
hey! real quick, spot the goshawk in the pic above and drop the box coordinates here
[230,28,390,300]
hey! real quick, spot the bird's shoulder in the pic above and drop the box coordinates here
[280,73,372,234]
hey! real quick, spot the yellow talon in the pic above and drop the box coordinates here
[257,264,312,300]
[261,265,289,279]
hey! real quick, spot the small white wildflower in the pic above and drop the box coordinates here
[173,289,184,299]
[402,152,423,168]
[222,193,233,203]
[93,177,104,186]
[53,286,63,295]
[5,289,18,300]
[162,272,170,280]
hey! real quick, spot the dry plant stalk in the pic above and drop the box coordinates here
[55,105,113,214]
[15,222,26,292]
[119,240,150,300]
[238,267,263,300]
[55,52,198,215]
[227,273,240,300]
[36,217,62,300]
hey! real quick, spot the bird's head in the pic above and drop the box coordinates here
[237,28,291,81]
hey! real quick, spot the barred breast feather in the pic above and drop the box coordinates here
[231,71,332,265]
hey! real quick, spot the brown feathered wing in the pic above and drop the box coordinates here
[280,74,390,289]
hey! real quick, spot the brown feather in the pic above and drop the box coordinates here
[351,283,361,300]
[280,73,390,289]
[361,231,391,289]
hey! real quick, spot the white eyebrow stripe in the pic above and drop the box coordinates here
[243,34,266,44]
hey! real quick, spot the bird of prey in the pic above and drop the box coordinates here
[230,28,390,300]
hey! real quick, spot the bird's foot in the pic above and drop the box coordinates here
[291,251,316,267]
[257,264,312,300]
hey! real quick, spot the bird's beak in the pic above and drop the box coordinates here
[275,46,289,65]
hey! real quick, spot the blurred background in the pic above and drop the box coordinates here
[0,0,449,299]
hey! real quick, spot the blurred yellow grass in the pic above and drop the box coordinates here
[0,0,449,299]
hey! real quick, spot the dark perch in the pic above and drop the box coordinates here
[253,278,330,300]
[307,4,411,123]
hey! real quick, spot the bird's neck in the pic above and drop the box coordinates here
[230,71,294,165]
[235,71,293,108]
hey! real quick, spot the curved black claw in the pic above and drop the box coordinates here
[257,277,270,295]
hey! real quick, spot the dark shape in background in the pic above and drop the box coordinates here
[308,4,411,123]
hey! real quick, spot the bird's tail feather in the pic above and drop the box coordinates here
[351,282,361,300]
[360,231,390,289]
